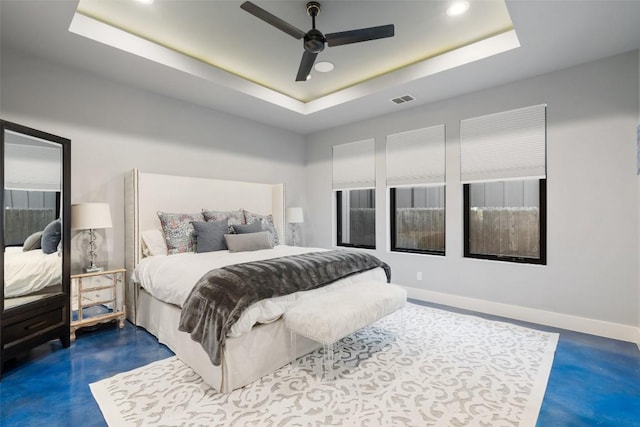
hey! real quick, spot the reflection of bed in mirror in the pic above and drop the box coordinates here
[4,203,63,301]
[4,247,61,297]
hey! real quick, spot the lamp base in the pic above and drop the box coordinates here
[84,265,104,273]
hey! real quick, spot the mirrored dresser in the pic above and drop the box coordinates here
[1,119,71,378]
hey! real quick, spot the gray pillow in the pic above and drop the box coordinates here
[23,231,43,251]
[41,219,61,254]
[224,231,273,253]
[191,220,228,253]
[231,221,262,234]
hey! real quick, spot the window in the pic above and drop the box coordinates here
[391,186,445,254]
[386,124,446,255]
[460,104,547,264]
[463,179,546,263]
[336,189,375,248]
[333,139,376,249]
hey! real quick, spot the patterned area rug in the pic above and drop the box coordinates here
[90,303,558,426]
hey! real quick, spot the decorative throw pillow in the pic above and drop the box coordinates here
[141,229,168,256]
[202,209,245,232]
[243,210,280,246]
[23,231,43,252]
[224,231,273,253]
[191,220,229,253]
[231,221,262,234]
[41,219,61,254]
[157,211,204,254]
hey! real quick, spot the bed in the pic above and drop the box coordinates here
[124,170,389,393]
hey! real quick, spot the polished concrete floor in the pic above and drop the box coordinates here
[1,301,639,426]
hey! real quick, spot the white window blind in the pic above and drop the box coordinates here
[386,124,445,186]
[4,142,62,191]
[332,139,375,190]
[460,104,546,183]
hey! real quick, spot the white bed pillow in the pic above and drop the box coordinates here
[141,229,168,256]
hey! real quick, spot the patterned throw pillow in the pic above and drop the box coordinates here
[157,212,204,254]
[243,210,280,246]
[202,209,245,232]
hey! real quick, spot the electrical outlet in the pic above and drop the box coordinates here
[417,272,422,281]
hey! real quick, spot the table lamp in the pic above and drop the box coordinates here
[71,203,113,273]
[286,207,304,246]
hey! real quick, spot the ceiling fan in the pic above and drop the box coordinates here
[240,1,395,82]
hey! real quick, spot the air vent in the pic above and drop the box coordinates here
[391,94,415,105]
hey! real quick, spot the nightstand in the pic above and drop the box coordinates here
[70,268,126,341]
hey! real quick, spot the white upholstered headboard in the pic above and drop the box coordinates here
[124,169,285,320]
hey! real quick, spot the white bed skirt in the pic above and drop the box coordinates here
[135,288,320,393]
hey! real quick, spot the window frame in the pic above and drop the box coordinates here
[389,186,446,256]
[335,190,376,250]
[463,178,547,265]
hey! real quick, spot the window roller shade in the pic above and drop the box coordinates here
[4,142,62,191]
[332,139,375,190]
[460,104,546,183]
[386,124,445,186]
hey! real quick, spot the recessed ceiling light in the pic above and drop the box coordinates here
[314,62,335,73]
[135,0,155,4]
[446,1,469,17]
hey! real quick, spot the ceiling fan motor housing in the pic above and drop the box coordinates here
[304,29,325,53]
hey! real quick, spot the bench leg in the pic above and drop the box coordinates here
[289,330,299,368]
[322,342,335,381]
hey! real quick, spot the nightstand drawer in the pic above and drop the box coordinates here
[3,307,64,345]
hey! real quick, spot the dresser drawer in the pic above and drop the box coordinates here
[3,307,64,345]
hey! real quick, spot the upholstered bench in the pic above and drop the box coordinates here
[284,281,407,378]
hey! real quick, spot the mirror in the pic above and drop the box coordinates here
[1,120,70,313]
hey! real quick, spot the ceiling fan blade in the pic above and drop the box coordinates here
[240,1,306,40]
[296,51,318,82]
[326,24,395,47]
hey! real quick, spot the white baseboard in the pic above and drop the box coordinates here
[404,286,640,345]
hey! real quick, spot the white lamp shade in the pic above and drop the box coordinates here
[286,207,304,224]
[71,203,113,230]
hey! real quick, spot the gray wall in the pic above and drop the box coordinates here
[2,45,638,330]
[1,49,307,271]
[306,51,640,327]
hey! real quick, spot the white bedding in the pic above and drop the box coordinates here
[133,245,388,338]
[4,249,62,297]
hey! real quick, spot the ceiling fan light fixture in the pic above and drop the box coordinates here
[315,61,334,72]
[446,1,470,17]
